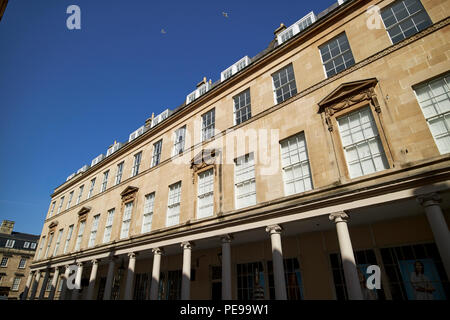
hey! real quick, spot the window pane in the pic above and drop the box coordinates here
[337,107,389,178]
[414,74,450,155]
[380,0,432,44]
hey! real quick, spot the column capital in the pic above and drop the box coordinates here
[91,259,99,265]
[220,234,233,243]
[417,193,441,207]
[76,262,84,267]
[181,241,194,250]
[266,225,283,235]
[329,211,349,223]
[128,252,137,259]
[152,247,164,255]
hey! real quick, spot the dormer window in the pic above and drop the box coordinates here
[186,79,212,105]
[277,12,316,45]
[220,56,251,82]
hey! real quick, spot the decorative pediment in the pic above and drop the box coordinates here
[120,186,139,203]
[48,221,59,229]
[318,78,381,132]
[120,186,139,197]
[78,206,91,216]
[318,78,378,113]
[190,149,220,183]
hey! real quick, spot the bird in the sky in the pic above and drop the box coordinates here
[161,29,166,34]
[222,12,229,18]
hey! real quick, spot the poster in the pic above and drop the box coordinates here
[398,259,446,300]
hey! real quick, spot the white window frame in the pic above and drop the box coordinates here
[380,0,432,45]
[337,106,389,178]
[101,170,109,192]
[63,225,74,254]
[5,239,15,248]
[131,152,142,177]
[56,196,64,214]
[197,168,214,219]
[44,232,54,259]
[76,185,84,205]
[66,191,74,209]
[1,257,9,267]
[18,257,26,269]
[280,132,313,196]
[23,241,30,249]
[220,56,251,81]
[87,179,96,199]
[115,162,124,185]
[37,236,45,260]
[234,153,256,209]
[88,214,100,248]
[120,202,134,239]
[30,243,36,249]
[202,108,215,142]
[319,33,355,79]
[277,11,316,44]
[103,208,115,243]
[233,89,252,125]
[186,82,212,105]
[272,64,297,104]
[166,182,182,227]
[11,277,21,291]
[413,74,450,155]
[53,229,64,257]
[74,221,86,251]
[49,201,56,216]
[173,126,186,156]
[151,140,163,167]
[141,193,155,234]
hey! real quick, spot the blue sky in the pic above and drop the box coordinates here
[0,0,334,235]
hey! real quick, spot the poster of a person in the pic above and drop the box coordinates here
[399,259,446,300]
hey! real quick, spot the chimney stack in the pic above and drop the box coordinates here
[274,23,287,37]
[196,77,207,88]
[0,220,14,235]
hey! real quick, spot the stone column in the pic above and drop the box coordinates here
[329,212,363,300]
[59,265,71,300]
[29,270,41,300]
[22,271,34,300]
[86,259,99,300]
[418,193,450,280]
[103,258,115,300]
[150,248,164,300]
[48,267,60,300]
[71,262,83,300]
[38,269,50,300]
[124,253,137,300]
[221,234,233,300]
[266,225,287,300]
[181,242,193,300]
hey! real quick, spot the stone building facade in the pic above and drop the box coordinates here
[27,0,450,300]
[0,220,39,299]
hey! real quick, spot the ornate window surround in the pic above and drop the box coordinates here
[318,78,394,180]
[118,186,139,239]
[190,149,220,219]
